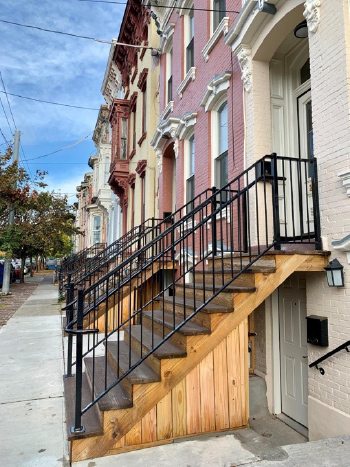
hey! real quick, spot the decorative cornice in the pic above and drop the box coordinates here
[151,115,181,151]
[137,68,149,91]
[199,71,232,112]
[159,23,175,53]
[131,67,138,84]
[338,169,350,198]
[138,131,147,147]
[130,91,137,111]
[136,159,147,178]
[176,0,193,16]
[176,111,197,140]
[236,45,252,92]
[155,149,163,174]
[202,17,229,62]
[303,0,321,34]
[177,67,196,99]
[160,100,174,121]
[224,0,257,48]
[128,173,136,188]
[140,41,148,60]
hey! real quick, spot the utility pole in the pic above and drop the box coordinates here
[2,130,20,295]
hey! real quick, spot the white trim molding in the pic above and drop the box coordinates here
[177,67,196,99]
[236,45,252,92]
[199,71,232,112]
[159,23,175,53]
[202,17,230,62]
[338,169,350,197]
[155,149,163,174]
[176,111,197,140]
[160,100,174,121]
[151,115,181,151]
[303,0,321,34]
[176,0,194,16]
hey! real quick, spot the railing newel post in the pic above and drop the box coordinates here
[71,287,85,434]
[65,280,75,378]
[211,186,218,257]
[271,153,281,251]
[310,157,322,250]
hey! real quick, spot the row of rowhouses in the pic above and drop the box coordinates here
[72,0,350,450]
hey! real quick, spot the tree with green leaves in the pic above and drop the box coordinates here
[0,147,81,283]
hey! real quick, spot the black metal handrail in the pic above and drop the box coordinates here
[65,153,321,433]
[309,340,350,375]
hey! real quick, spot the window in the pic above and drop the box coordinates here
[105,157,110,185]
[142,88,147,134]
[186,135,195,212]
[141,177,146,223]
[133,109,137,150]
[215,102,228,200]
[186,8,194,73]
[213,0,226,31]
[120,118,128,159]
[167,48,173,103]
[93,215,102,244]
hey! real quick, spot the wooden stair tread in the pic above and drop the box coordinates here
[125,325,187,359]
[84,357,133,411]
[176,283,256,293]
[64,374,103,441]
[143,310,211,335]
[202,266,276,274]
[106,340,160,384]
[160,295,232,313]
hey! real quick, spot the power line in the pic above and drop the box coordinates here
[0,71,17,130]
[0,96,13,136]
[0,19,154,48]
[0,126,10,146]
[78,0,240,14]
[26,130,94,161]
[0,91,100,111]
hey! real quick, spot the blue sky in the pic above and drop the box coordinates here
[0,0,125,201]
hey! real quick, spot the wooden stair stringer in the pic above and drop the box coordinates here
[71,253,311,461]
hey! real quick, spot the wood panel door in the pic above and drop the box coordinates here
[279,275,308,427]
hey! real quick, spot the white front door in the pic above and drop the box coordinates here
[279,274,308,427]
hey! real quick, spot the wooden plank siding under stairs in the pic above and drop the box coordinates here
[64,251,329,462]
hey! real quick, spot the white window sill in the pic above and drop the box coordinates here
[177,67,196,99]
[202,17,229,62]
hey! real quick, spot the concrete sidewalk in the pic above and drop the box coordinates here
[0,274,69,467]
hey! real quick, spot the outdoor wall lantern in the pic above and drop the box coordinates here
[294,20,308,39]
[257,0,277,15]
[324,259,344,287]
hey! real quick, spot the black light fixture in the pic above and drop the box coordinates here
[324,259,344,287]
[294,20,308,38]
[257,0,277,15]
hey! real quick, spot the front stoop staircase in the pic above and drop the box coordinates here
[62,154,329,462]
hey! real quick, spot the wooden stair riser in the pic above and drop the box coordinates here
[84,365,109,423]
[123,330,161,375]
[175,285,235,307]
[208,257,276,270]
[106,349,134,400]
[141,312,188,350]
[203,271,255,287]
[162,299,214,329]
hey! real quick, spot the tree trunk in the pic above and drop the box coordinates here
[30,256,34,277]
[20,252,25,283]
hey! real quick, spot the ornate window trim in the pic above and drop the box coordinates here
[160,23,175,53]
[128,173,136,188]
[136,159,147,178]
[236,44,252,92]
[151,115,181,152]
[176,0,194,16]
[137,68,148,91]
[202,17,229,62]
[303,0,321,34]
[160,100,174,121]
[177,67,196,99]
[199,71,232,112]
[176,111,197,140]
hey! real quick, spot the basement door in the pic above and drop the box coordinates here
[279,274,308,427]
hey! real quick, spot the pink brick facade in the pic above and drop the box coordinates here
[155,0,245,219]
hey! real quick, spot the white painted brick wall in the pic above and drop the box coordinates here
[307,0,350,417]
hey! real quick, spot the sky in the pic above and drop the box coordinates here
[0,0,125,202]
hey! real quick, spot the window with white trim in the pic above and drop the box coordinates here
[93,215,102,244]
[185,135,195,212]
[185,7,194,74]
[213,0,226,32]
[166,48,173,103]
[215,101,228,199]
[120,118,128,159]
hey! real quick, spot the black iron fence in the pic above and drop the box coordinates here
[64,154,321,433]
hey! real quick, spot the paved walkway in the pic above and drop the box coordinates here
[1,277,350,467]
[0,274,69,467]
